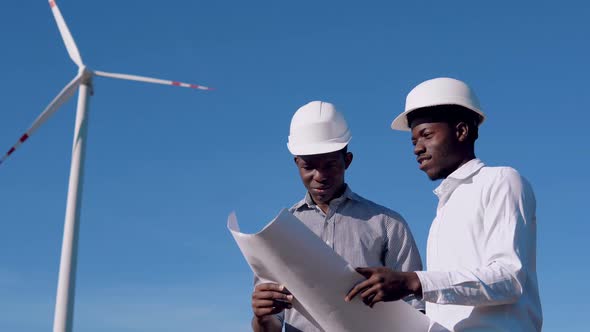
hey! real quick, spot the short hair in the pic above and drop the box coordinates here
[407,105,480,142]
[339,145,348,156]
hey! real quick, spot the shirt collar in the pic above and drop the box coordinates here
[294,184,359,210]
[434,158,485,198]
[447,158,485,181]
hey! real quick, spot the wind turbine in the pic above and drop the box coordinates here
[1,1,212,331]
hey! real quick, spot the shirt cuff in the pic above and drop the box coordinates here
[414,270,439,303]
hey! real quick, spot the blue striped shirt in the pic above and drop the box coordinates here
[255,185,423,332]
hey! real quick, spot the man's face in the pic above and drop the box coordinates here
[411,122,461,181]
[294,150,352,205]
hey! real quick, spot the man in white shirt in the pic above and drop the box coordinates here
[345,78,542,331]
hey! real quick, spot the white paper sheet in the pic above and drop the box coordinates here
[228,208,431,332]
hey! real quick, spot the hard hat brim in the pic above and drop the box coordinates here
[287,140,350,156]
[391,103,485,131]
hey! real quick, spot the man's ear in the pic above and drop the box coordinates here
[455,122,469,143]
[293,156,299,165]
[344,152,353,169]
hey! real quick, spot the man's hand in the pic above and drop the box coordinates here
[252,283,293,319]
[344,267,422,308]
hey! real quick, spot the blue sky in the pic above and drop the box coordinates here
[0,0,588,331]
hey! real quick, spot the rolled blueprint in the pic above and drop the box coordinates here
[228,208,431,332]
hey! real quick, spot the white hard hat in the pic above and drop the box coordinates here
[391,77,486,131]
[287,101,352,156]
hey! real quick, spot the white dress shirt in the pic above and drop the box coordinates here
[415,159,542,331]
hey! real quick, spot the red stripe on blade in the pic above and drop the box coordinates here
[19,134,29,143]
[171,81,181,86]
[49,0,56,8]
[7,147,15,156]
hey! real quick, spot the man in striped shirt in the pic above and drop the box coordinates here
[251,101,423,332]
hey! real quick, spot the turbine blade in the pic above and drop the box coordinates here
[0,73,83,165]
[48,0,83,66]
[94,70,213,91]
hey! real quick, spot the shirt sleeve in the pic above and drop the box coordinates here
[384,214,425,310]
[415,168,537,306]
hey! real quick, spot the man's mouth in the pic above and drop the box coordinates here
[417,156,431,169]
[312,186,332,193]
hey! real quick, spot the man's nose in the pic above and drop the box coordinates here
[313,169,328,182]
[414,141,425,156]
